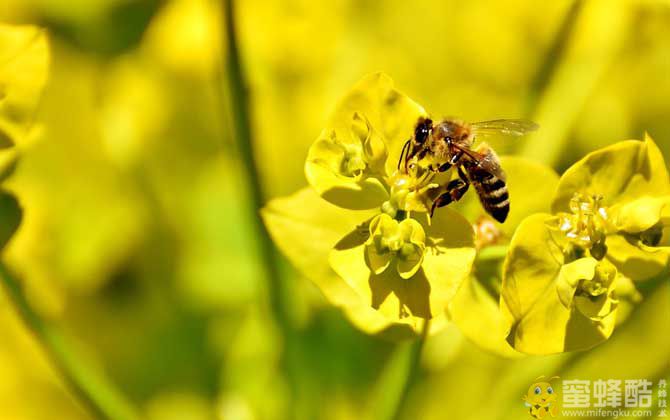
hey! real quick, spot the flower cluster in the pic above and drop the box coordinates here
[264,74,670,351]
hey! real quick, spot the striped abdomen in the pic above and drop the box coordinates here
[466,165,509,223]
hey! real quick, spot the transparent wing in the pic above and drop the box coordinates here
[470,119,539,137]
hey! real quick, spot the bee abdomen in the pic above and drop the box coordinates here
[473,175,509,223]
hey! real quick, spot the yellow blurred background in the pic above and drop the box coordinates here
[0,0,668,419]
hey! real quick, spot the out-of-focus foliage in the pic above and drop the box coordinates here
[0,0,667,419]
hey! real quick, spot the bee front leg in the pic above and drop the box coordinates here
[430,178,470,216]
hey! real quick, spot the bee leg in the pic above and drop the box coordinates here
[430,178,470,216]
[457,165,469,182]
[449,151,464,165]
[398,139,411,171]
[437,162,452,172]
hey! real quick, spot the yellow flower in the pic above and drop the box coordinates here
[501,135,670,354]
[264,74,476,337]
[363,214,425,279]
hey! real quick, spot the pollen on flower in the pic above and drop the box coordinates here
[385,166,440,214]
[547,193,614,260]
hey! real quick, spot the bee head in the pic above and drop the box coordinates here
[414,118,432,145]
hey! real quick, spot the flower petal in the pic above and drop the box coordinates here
[305,130,389,210]
[365,242,392,275]
[552,135,670,213]
[605,233,669,281]
[396,245,424,280]
[611,195,670,233]
[555,257,598,309]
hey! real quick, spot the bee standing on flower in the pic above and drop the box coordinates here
[399,117,538,222]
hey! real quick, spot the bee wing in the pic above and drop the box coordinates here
[470,119,539,137]
[468,142,506,181]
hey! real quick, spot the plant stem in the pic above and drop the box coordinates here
[220,0,298,411]
[221,0,292,334]
[0,263,140,420]
[369,320,430,420]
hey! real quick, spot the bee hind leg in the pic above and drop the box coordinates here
[430,178,469,216]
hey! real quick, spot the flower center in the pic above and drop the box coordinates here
[578,262,615,297]
[548,193,614,260]
[382,166,440,216]
[341,145,366,177]
[365,214,426,279]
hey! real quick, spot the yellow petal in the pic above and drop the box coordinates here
[611,195,670,233]
[555,257,598,309]
[552,135,670,213]
[305,130,389,210]
[606,234,669,281]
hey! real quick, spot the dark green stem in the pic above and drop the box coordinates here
[0,263,140,420]
[220,0,297,410]
[221,0,291,334]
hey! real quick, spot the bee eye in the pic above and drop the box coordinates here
[534,387,541,395]
[547,387,553,394]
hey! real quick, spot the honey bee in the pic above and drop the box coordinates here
[399,117,538,222]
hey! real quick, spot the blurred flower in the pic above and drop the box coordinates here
[264,74,476,337]
[502,135,670,354]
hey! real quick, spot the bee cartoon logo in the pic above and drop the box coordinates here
[523,376,560,419]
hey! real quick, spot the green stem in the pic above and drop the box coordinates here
[368,320,429,420]
[221,0,291,334]
[220,0,298,411]
[0,263,140,420]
